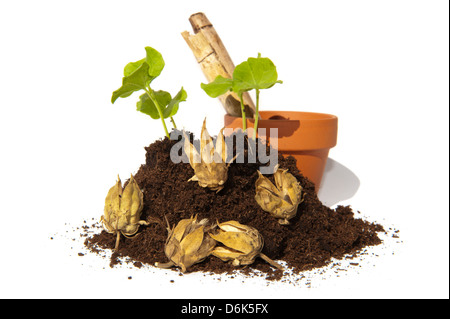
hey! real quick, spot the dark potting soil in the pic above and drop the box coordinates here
[85,132,385,280]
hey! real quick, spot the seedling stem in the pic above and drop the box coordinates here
[145,88,170,138]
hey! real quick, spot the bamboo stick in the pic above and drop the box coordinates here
[182,12,256,118]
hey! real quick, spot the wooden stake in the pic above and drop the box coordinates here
[182,12,256,118]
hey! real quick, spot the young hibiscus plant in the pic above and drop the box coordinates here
[111,46,187,138]
[201,53,282,139]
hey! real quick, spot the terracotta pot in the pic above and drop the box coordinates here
[224,111,338,192]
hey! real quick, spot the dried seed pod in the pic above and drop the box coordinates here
[210,220,283,270]
[183,118,231,192]
[155,215,216,272]
[100,175,149,250]
[255,165,304,225]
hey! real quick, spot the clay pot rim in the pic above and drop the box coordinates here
[225,111,338,132]
[259,110,337,121]
[224,110,338,150]
[225,110,337,122]
[225,110,338,122]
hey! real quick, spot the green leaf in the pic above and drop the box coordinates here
[163,87,187,118]
[136,90,171,119]
[201,75,233,98]
[123,58,146,77]
[232,55,282,94]
[111,63,151,103]
[145,47,165,78]
[136,93,158,119]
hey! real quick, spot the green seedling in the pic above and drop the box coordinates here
[201,53,282,139]
[112,47,187,138]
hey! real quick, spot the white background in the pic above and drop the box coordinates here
[0,0,448,299]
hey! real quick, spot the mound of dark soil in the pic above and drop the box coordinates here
[85,132,385,280]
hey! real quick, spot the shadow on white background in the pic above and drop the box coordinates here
[318,158,360,207]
